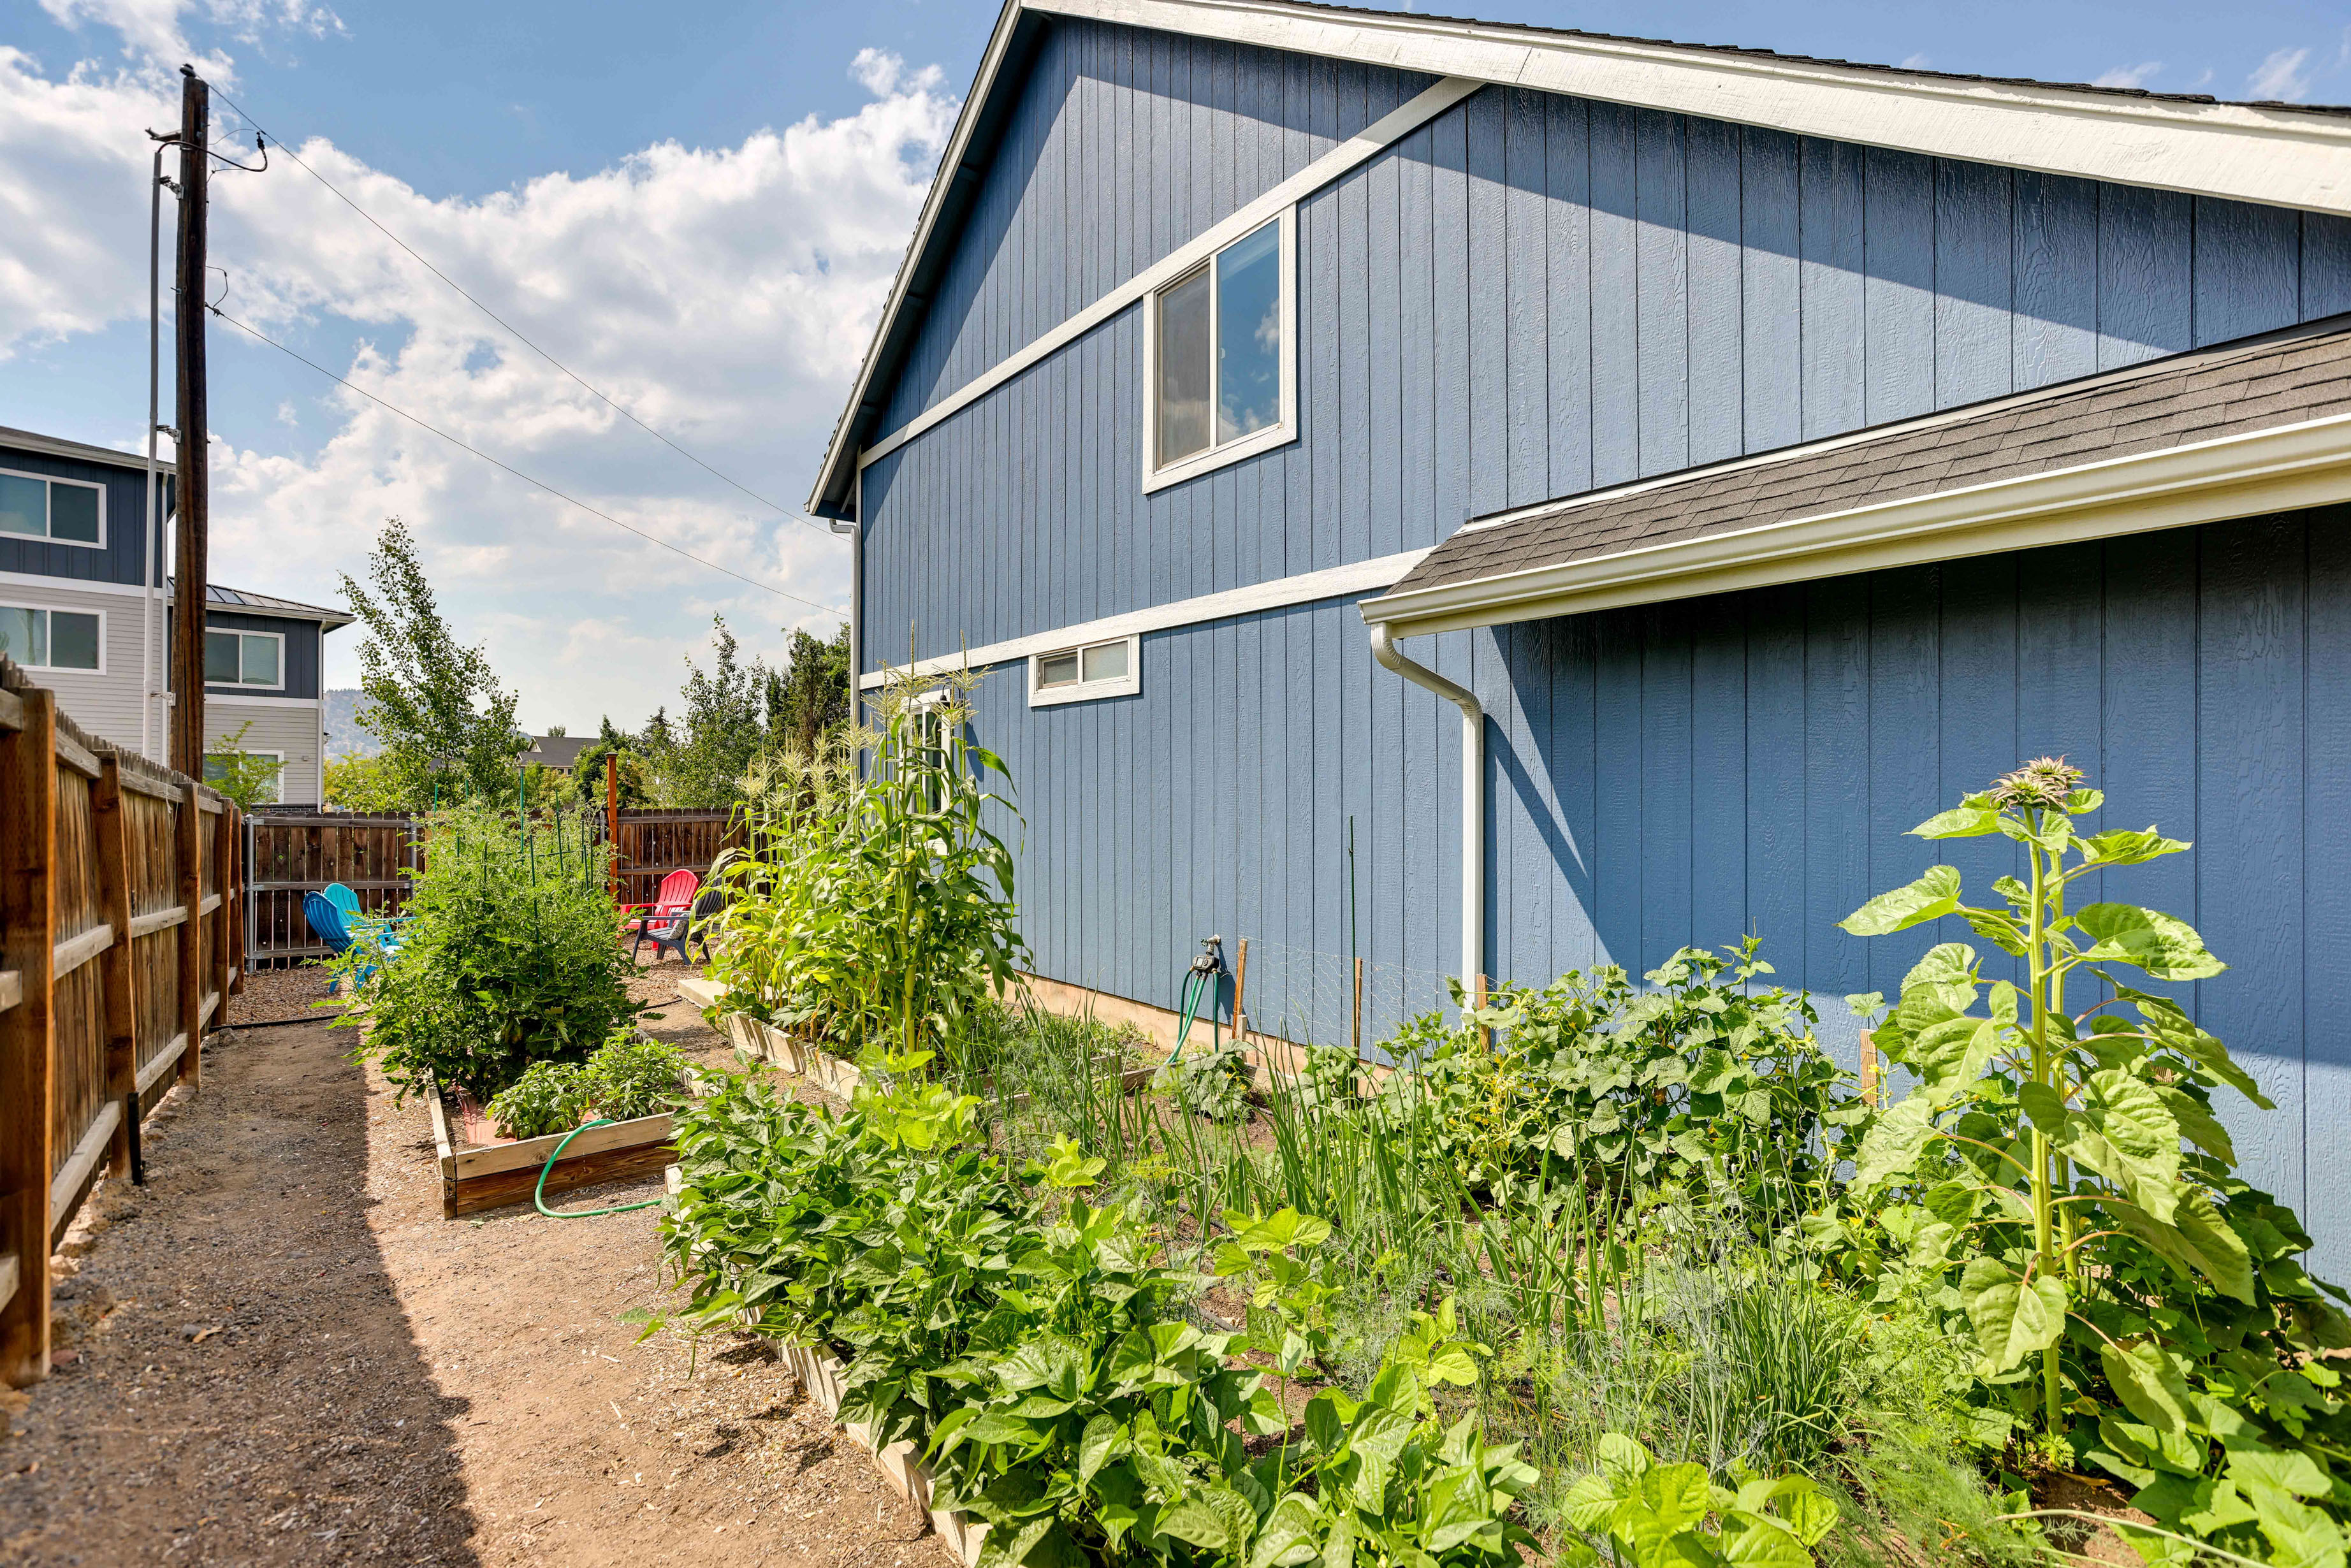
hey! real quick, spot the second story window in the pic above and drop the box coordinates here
[0,469,104,547]
[0,604,103,671]
[1144,211,1295,491]
[206,628,284,688]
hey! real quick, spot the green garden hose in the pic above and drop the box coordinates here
[534,1119,667,1218]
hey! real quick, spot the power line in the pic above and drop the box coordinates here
[207,87,846,544]
[208,303,848,616]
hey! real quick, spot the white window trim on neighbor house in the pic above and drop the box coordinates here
[1030,634,1141,707]
[206,627,286,691]
[1140,208,1298,495]
[205,749,284,804]
[0,599,106,674]
[0,465,107,549]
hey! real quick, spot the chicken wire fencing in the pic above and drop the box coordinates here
[1232,939,1467,1066]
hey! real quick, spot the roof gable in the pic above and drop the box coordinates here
[812,0,2351,516]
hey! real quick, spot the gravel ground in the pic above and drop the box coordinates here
[0,988,942,1568]
[226,964,341,1026]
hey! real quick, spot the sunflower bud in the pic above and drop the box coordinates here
[1988,756,2085,811]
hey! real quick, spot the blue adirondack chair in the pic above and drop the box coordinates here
[322,883,404,945]
[307,889,399,980]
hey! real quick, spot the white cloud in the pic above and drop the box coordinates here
[0,11,954,730]
[1898,52,1932,70]
[2093,61,2163,89]
[2248,46,2314,100]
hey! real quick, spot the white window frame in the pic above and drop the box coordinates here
[0,466,107,549]
[0,600,106,674]
[205,749,285,805]
[1029,634,1141,708]
[205,626,287,691]
[1140,208,1298,495]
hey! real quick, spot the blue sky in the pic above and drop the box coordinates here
[1,0,2345,730]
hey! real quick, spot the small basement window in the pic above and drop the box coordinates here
[1030,635,1139,707]
[0,468,105,546]
[206,628,284,688]
[1143,210,1295,492]
[0,603,103,671]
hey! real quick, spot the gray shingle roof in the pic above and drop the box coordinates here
[187,580,356,628]
[1387,314,2351,601]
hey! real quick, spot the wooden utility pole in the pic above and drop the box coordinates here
[605,753,620,902]
[170,66,209,778]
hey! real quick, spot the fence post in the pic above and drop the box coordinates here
[214,802,236,1004]
[0,684,58,1386]
[175,782,202,1092]
[94,759,138,1175]
[605,753,619,903]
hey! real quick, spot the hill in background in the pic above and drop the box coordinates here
[324,688,379,759]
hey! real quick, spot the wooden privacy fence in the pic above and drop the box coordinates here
[1,656,242,1388]
[246,806,741,965]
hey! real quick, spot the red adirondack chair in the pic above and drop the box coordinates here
[619,868,701,961]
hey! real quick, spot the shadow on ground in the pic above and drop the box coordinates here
[0,1020,481,1566]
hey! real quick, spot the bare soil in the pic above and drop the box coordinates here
[0,984,942,1568]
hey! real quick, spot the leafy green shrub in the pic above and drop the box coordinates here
[334,804,636,1103]
[1159,1034,1253,1124]
[1561,1433,1838,1568]
[486,1059,590,1140]
[583,1032,687,1120]
[1833,759,2351,1562]
[1375,940,1860,1203]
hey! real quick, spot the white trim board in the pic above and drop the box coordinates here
[1037,0,2351,215]
[850,75,1481,475]
[1359,411,2351,638]
[0,568,147,600]
[859,547,1430,688]
[205,692,323,710]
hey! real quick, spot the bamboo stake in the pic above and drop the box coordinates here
[1350,955,1364,1063]
[1232,937,1249,1047]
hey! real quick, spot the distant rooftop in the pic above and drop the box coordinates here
[527,734,593,770]
[181,579,356,629]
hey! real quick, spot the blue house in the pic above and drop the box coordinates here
[0,423,352,801]
[810,1,2351,1264]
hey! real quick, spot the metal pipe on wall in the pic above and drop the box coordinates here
[1367,623,1483,990]
[142,140,171,762]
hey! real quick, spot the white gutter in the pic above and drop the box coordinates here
[833,468,862,727]
[1367,623,1482,991]
[1362,408,2351,639]
[142,140,169,762]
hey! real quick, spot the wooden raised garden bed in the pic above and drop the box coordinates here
[425,1070,704,1220]
[683,975,1157,1107]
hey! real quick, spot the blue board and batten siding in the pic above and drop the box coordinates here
[857,18,2351,1263]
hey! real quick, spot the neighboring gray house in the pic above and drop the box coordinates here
[815,1,2351,1263]
[0,423,351,802]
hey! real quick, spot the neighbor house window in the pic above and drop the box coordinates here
[206,628,284,688]
[0,469,105,546]
[1030,635,1140,707]
[205,751,284,805]
[0,603,102,672]
[1144,211,1295,491]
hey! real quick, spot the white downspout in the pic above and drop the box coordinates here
[142,140,168,761]
[1367,621,1483,989]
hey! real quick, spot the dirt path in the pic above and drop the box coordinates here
[0,998,951,1568]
